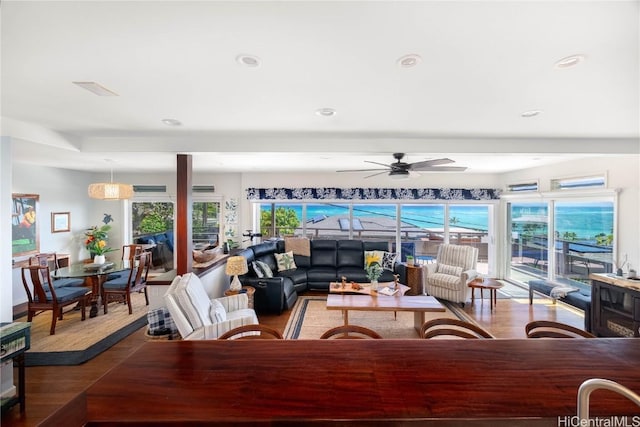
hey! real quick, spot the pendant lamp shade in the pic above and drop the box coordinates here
[88,182,134,200]
[88,162,133,200]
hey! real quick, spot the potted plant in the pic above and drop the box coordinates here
[406,255,415,266]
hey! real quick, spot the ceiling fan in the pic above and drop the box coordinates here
[337,153,467,179]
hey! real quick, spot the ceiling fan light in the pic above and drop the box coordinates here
[389,170,410,180]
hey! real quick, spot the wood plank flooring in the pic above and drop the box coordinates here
[1,287,585,427]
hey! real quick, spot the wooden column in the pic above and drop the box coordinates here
[176,154,192,274]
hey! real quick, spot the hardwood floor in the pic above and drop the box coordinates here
[1,286,585,427]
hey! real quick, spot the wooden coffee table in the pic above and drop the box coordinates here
[468,278,504,310]
[326,294,446,332]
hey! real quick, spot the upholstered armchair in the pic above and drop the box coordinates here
[164,272,258,340]
[424,244,479,305]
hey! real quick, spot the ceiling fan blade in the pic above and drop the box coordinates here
[420,166,468,172]
[363,170,390,179]
[336,168,389,173]
[409,158,455,170]
[364,160,393,168]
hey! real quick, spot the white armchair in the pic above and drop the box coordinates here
[424,244,479,305]
[164,272,258,340]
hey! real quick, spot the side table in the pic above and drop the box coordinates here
[225,286,255,309]
[405,265,424,295]
[468,278,504,310]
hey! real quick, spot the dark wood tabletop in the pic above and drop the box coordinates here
[49,338,640,426]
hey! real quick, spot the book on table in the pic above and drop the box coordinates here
[377,286,399,296]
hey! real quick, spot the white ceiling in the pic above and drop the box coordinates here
[2,1,639,174]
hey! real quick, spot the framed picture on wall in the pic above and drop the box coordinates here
[12,193,40,257]
[51,211,70,233]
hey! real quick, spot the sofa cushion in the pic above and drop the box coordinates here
[311,240,337,267]
[277,267,307,285]
[164,275,194,338]
[275,251,297,271]
[252,261,265,278]
[307,267,338,284]
[364,250,384,268]
[437,263,463,277]
[285,237,311,256]
[428,273,462,290]
[382,252,398,271]
[210,299,227,323]
[179,273,213,327]
[337,240,365,268]
[255,260,274,278]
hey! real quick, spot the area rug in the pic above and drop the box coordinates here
[20,292,148,366]
[284,296,474,339]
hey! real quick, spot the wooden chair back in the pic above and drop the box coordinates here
[525,320,595,338]
[21,265,89,335]
[320,325,382,339]
[218,324,284,340]
[420,318,493,339]
[122,244,143,261]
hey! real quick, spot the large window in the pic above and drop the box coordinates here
[256,201,494,273]
[508,197,615,285]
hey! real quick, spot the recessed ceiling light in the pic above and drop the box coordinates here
[316,108,336,117]
[236,54,261,67]
[72,81,119,96]
[521,110,542,118]
[397,54,422,68]
[554,54,586,69]
[161,118,182,126]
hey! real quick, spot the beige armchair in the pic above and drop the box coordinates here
[164,272,258,340]
[424,244,479,305]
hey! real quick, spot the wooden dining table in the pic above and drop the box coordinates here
[53,261,130,317]
[42,338,640,426]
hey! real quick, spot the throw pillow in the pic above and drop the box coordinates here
[364,250,384,268]
[437,263,463,277]
[381,251,398,271]
[251,261,265,279]
[275,251,297,271]
[255,260,274,278]
[284,237,311,256]
[209,299,227,323]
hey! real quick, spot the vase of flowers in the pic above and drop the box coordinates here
[85,224,115,263]
[366,263,383,292]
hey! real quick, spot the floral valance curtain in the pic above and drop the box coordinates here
[246,187,501,201]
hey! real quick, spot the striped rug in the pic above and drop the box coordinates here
[283,295,475,339]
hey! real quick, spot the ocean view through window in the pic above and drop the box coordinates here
[508,200,615,284]
[257,202,492,274]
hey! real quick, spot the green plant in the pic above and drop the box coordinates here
[365,263,383,282]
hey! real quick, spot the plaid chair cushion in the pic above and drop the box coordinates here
[147,307,178,334]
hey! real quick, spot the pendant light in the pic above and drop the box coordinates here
[88,161,133,200]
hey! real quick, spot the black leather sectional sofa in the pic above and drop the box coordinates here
[237,239,406,314]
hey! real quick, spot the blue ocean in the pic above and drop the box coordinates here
[263,202,613,240]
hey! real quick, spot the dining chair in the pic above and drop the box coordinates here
[21,265,91,335]
[218,324,284,340]
[101,251,150,315]
[106,244,144,281]
[320,325,382,339]
[525,320,595,338]
[420,318,493,339]
[29,253,85,288]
